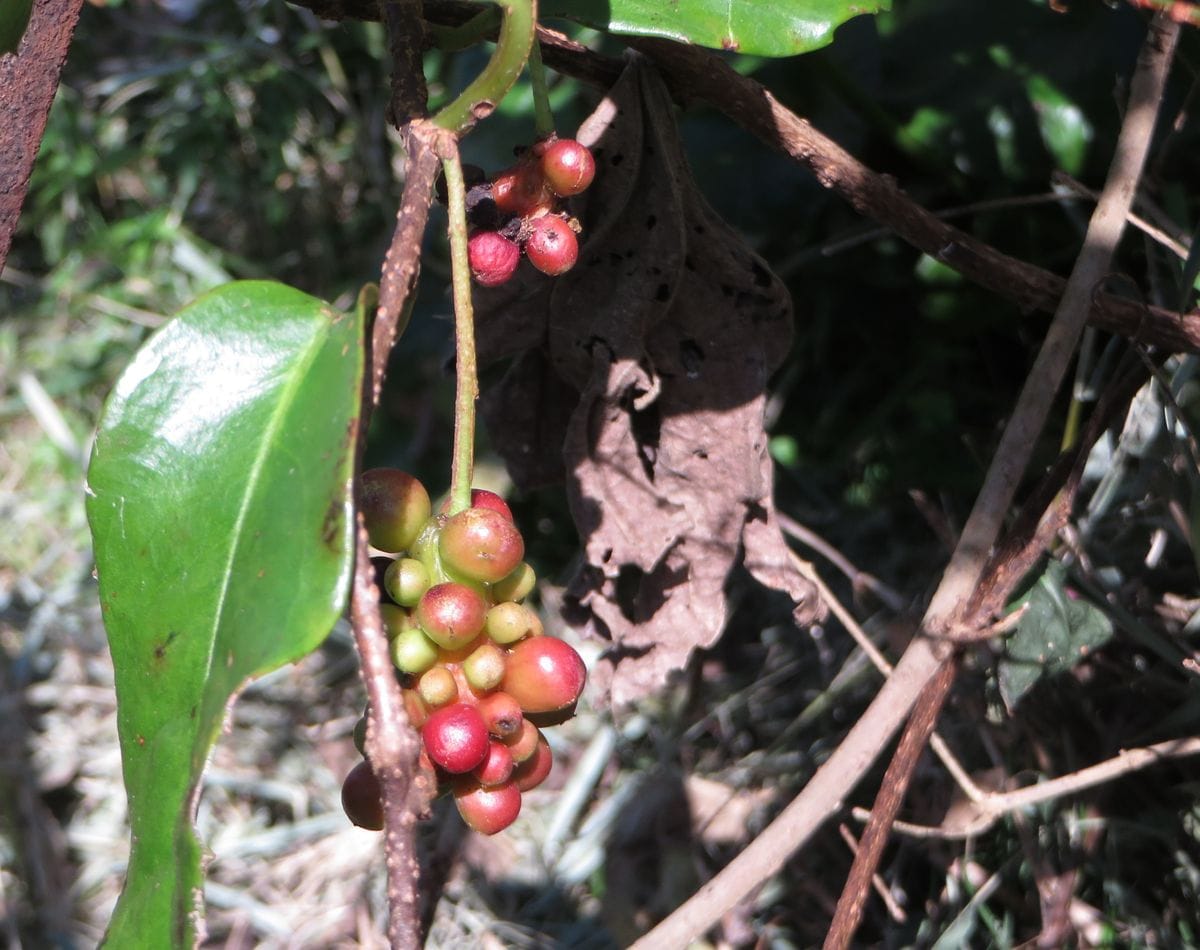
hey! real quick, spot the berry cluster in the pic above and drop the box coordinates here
[462,137,596,287]
[341,468,587,835]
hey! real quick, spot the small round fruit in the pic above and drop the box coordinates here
[360,469,432,553]
[473,740,515,787]
[441,488,514,522]
[439,508,525,585]
[402,687,430,729]
[385,557,431,607]
[501,637,586,714]
[477,691,524,739]
[492,164,551,217]
[422,702,490,774]
[454,779,522,835]
[341,760,384,831]
[416,582,487,649]
[417,666,459,708]
[501,718,541,764]
[379,603,416,640]
[541,139,595,197]
[512,736,553,792]
[463,641,507,692]
[468,231,520,287]
[492,562,536,603]
[390,626,439,675]
[485,601,543,645]
[525,216,579,276]
[352,714,368,755]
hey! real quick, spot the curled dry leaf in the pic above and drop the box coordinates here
[476,58,824,707]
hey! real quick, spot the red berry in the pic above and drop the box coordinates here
[473,740,515,786]
[454,779,522,835]
[525,216,579,276]
[541,139,595,197]
[422,702,490,774]
[416,582,487,649]
[439,508,525,584]
[439,488,514,522]
[359,469,431,553]
[512,736,553,792]
[341,760,384,830]
[468,231,520,287]
[492,164,552,217]
[501,637,586,714]
[477,691,524,739]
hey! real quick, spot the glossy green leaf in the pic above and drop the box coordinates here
[0,0,33,54]
[998,561,1113,712]
[86,281,363,948]
[542,0,888,57]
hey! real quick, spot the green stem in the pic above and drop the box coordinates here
[442,148,478,516]
[527,37,555,139]
[433,0,536,135]
[427,7,500,53]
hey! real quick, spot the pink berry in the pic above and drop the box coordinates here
[473,740,516,787]
[439,507,525,585]
[454,779,522,835]
[468,231,520,287]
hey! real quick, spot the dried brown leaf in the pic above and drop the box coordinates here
[478,58,824,707]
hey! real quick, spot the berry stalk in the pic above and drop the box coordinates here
[441,147,479,516]
[527,38,555,139]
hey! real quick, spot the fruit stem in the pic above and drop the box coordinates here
[427,7,501,52]
[527,38,556,139]
[442,146,478,516]
[432,0,536,135]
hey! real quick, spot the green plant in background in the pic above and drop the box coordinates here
[5,0,1200,947]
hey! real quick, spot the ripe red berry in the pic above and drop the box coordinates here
[541,139,595,197]
[468,231,520,287]
[454,779,522,835]
[359,469,431,553]
[525,215,579,276]
[341,760,384,830]
[501,637,587,714]
[492,164,552,217]
[473,740,515,787]
[512,736,553,792]
[422,702,490,774]
[501,718,542,764]
[416,582,487,649]
[439,508,525,585]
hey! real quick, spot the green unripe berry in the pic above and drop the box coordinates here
[417,666,459,708]
[380,603,417,640]
[390,627,440,675]
[484,601,543,644]
[463,642,507,692]
[492,562,536,603]
[360,469,432,553]
[385,557,431,607]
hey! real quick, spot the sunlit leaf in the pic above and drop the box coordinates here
[86,281,363,947]
[542,0,888,57]
[998,561,1113,711]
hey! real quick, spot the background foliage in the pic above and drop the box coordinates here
[3,0,1200,946]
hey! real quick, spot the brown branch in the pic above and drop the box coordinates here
[355,118,444,948]
[382,0,430,127]
[0,0,84,273]
[825,657,958,950]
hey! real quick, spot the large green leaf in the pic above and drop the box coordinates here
[86,281,363,948]
[542,0,888,57]
[998,561,1113,712]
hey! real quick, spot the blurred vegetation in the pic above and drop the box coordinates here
[4,0,1200,946]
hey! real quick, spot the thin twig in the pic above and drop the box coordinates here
[777,513,906,613]
[857,735,1200,841]
[381,0,429,127]
[836,825,906,923]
